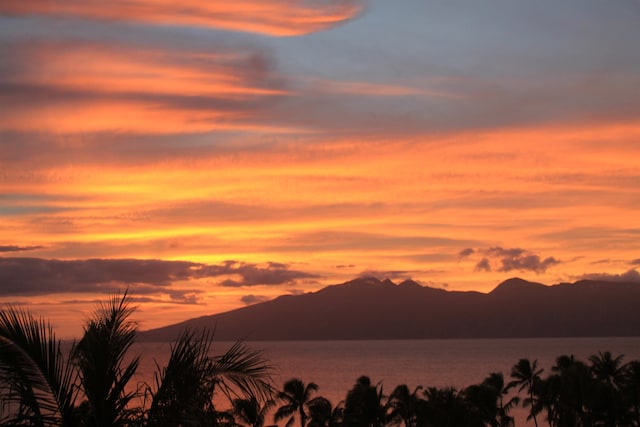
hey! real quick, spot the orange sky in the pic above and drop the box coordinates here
[1,0,639,338]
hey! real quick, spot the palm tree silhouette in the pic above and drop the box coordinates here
[73,292,140,427]
[232,395,275,427]
[386,384,425,427]
[0,307,77,426]
[275,379,318,427]
[509,358,543,427]
[466,372,518,427]
[305,396,334,427]
[1,292,274,427]
[589,351,626,426]
[423,386,483,427]
[343,376,388,427]
[623,360,640,426]
[145,329,274,426]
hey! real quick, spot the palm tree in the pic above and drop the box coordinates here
[305,396,333,427]
[509,358,543,427]
[543,354,595,427]
[1,292,275,427]
[623,360,640,426]
[145,329,274,427]
[275,379,318,427]
[342,376,388,427]
[465,372,518,427]
[589,351,625,389]
[211,341,275,405]
[0,306,77,426]
[386,384,425,427]
[146,328,217,426]
[232,396,275,427]
[422,386,483,427]
[73,292,140,427]
[589,351,626,426]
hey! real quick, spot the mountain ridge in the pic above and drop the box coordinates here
[138,277,640,341]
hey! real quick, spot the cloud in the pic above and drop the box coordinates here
[631,259,640,266]
[357,270,411,281]
[0,245,43,252]
[336,264,355,269]
[216,261,318,287]
[469,247,561,274]
[576,269,640,283]
[498,254,560,274]
[240,294,270,306]
[0,257,318,297]
[0,0,364,36]
[0,38,289,136]
[458,247,474,258]
[475,258,491,272]
[484,247,526,258]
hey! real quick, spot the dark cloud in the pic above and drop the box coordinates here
[216,261,318,287]
[357,270,410,282]
[631,259,640,266]
[458,248,474,258]
[0,257,318,298]
[240,295,270,306]
[498,255,560,274]
[0,245,43,252]
[475,258,492,272]
[336,264,355,269]
[484,247,526,258]
[577,269,640,283]
[470,247,561,274]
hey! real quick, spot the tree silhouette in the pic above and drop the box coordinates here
[275,379,318,427]
[73,292,140,427]
[343,376,388,427]
[386,384,426,427]
[305,396,335,427]
[422,386,482,427]
[509,358,543,427]
[146,329,217,426]
[589,351,626,426]
[232,396,275,427]
[466,372,518,427]
[623,360,640,426]
[1,293,274,427]
[0,307,77,426]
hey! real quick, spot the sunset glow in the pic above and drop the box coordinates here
[1,0,639,338]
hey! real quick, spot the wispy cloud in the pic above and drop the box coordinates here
[0,245,43,252]
[240,294,271,305]
[0,0,364,36]
[0,258,318,298]
[575,269,640,284]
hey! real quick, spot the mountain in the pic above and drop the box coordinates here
[138,277,640,341]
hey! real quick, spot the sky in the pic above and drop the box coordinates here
[1,0,639,338]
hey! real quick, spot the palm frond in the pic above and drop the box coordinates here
[0,306,77,427]
[146,328,216,426]
[73,290,139,426]
[211,341,275,403]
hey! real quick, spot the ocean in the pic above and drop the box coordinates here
[131,337,640,426]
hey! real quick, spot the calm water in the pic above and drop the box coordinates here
[131,337,640,426]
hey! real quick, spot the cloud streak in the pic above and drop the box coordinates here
[0,258,318,299]
[0,245,43,252]
[576,269,640,284]
[0,0,364,36]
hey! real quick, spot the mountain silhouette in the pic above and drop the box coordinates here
[138,277,640,341]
